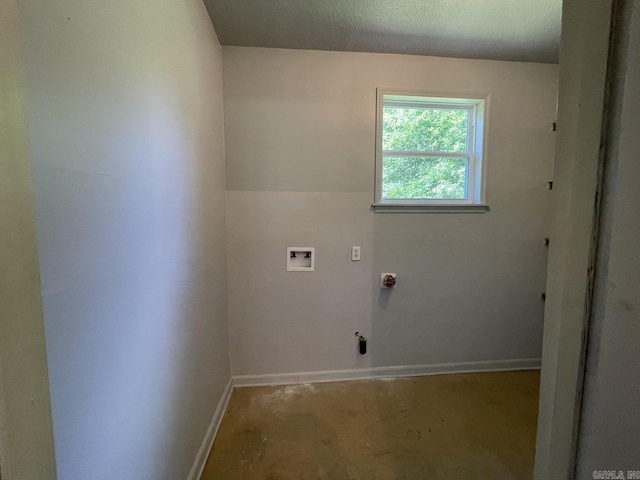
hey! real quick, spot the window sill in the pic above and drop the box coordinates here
[371,203,490,214]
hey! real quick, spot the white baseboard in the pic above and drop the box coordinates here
[232,358,541,388]
[187,378,233,480]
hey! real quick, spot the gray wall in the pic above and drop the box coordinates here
[222,47,559,377]
[0,0,57,477]
[18,0,230,478]
[576,0,640,474]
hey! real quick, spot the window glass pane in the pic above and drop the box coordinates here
[383,106,469,152]
[382,156,468,200]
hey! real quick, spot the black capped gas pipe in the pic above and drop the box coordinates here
[355,332,367,355]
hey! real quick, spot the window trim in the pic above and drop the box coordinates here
[374,88,490,212]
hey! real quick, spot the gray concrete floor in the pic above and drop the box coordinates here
[201,370,540,479]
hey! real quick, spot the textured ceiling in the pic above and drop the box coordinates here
[204,0,562,63]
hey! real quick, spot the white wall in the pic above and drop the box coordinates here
[222,47,559,377]
[18,0,229,479]
[575,0,640,473]
[0,0,57,477]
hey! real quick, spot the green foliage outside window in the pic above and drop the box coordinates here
[382,107,470,200]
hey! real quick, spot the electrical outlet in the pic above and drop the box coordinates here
[352,246,361,261]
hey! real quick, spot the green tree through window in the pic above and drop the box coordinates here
[382,107,470,199]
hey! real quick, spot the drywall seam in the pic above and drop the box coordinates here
[186,378,233,480]
[232,358,541,387]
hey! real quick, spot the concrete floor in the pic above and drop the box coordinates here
[201,370,540,480]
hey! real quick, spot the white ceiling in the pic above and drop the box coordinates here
[204,0,562,64]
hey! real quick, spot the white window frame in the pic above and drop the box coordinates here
[374,88,490,213]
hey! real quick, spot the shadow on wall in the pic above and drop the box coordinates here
[370,209,548,369]
[221,47,556,379]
